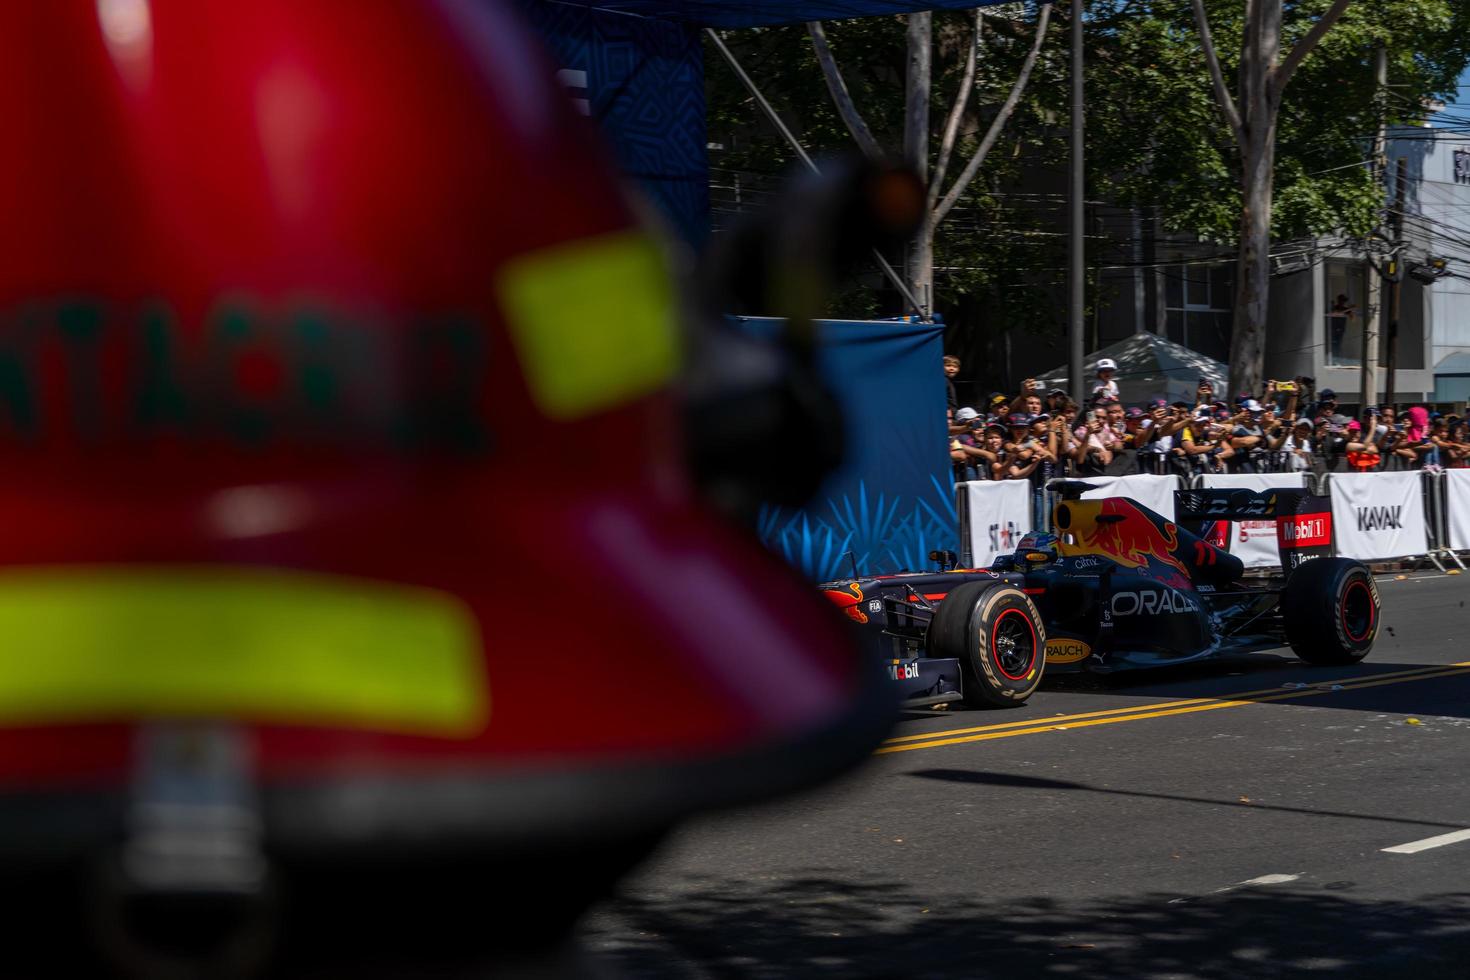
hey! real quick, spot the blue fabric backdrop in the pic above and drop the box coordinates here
[735,317,956,581]
[518,1,709,245]
[518,0,1016,241]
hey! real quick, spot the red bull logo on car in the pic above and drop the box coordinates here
[822,582,869,624]
[1057,498,1191,580]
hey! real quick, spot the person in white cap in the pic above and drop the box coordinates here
[1091,358,1120,404]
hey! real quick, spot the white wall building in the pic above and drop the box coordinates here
[1400,133,1470,402]
[1257,127,1470,407]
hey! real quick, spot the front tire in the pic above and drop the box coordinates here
[926,582,1045,708]
[1282,557,1380,665]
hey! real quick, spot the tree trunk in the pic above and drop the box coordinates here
[1231,134,1274,398]
[1190,0,1352,398]
[904,12,932,313]
[806,7,1051,321]
[907,215,935,320]
[904,12,931,184]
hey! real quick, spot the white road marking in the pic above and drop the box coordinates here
[1382,828,1470,855]
[1213,873,1301,893]
[1169,872,1302,904]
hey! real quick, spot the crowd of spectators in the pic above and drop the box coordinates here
[945,355,1470,486]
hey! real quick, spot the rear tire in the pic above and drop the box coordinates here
[1282,557,1379,665]
[926,582,1045,708]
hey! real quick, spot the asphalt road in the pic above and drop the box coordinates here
[583,571,1470,979]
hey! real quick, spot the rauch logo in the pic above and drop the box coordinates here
[1355,506,1403,532]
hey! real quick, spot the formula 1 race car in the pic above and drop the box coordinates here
[820,482,1381,708]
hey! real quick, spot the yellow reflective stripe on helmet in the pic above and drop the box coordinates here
[0,569,486,735]
[499,230,679,420]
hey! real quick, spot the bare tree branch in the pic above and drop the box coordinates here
[932,2,1053,226]
[1190,0,1245,145]
[929,8,983,213]
[1271,0,1354,97]
[806,21,884,160]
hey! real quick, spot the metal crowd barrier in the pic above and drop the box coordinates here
[956,465,1470,573]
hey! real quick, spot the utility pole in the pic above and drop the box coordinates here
[1068,0,1085,404]
[1361,45,1386,408]
[1384,156,1407,409]
[903,12,932,315]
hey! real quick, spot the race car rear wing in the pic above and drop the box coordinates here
[1174,487,1333,571]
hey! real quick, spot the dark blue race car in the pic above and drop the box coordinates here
[821,482,1380,709]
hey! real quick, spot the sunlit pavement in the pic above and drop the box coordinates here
[585,572,1470,979]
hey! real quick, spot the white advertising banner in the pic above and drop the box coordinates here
[960,480,1035,569]
[1077,474,1183,521]
[1447,470,1470,552]
[1328,471,1429,561]
[1197,472,1311,568]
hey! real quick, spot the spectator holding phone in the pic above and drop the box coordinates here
[1174,408,1231,473]
[1193,378,1215,411]
[1008,378,1046,416]
[1135,399,1184,474]
[1262,379,1301,420]
[1228,400,1269,473]
[1071,408,1115,476]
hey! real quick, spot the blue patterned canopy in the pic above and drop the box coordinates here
[540,0,1018,29]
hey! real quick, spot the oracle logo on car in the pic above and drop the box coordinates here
[1111,589,1198,616]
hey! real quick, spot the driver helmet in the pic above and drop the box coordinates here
[0,0,892,963]
[1016,532,1060,561]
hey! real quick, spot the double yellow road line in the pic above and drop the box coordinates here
[877,661,1470,756]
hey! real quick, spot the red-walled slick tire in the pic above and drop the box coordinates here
[1282,557,1380,665]
[926,582,1045,708]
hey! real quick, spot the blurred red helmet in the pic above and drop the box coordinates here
[0,0,890,959]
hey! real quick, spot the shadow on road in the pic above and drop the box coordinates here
[908,768,1466,833]
[587,872,1470,979]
